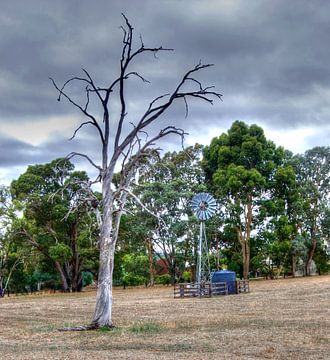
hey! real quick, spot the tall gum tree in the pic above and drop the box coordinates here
[51,15,221,329]
[10,159,98,292]
[126,144,207,284]
[293,146,330,275]
[203,121,286,279]
[0,186,24,295]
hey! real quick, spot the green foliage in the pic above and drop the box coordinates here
[203,121,287,278]
[182,271,192,282]
[121,254,149,287]
[291,146,330,274]
[122,273,147,286]
[155,274,171,285]
[82,271,94,286]
[49,243,73,262]
[124,144,209,282]
[313,248,330,274]
[9,158,98,292]
[1,128,329,294]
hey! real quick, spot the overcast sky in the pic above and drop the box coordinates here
[1,0,329,185]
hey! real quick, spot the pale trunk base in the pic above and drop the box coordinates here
[92,282,113,327]
[92,239,115,327]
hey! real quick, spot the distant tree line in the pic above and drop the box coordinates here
[0,121,329,295]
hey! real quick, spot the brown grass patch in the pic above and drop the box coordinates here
[0,275,329,359]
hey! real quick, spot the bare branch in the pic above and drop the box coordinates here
[82,68,105,105]
[126,71,150,83]
[68,121,94,141]
[183,96,189,118]
[54,76,91,102]
[139,34,144,48]
[84,86,91,111]
[66,152,102,173]
[114,62,221,157]
[122,188,168,229]
[50,77,106,146]
[113,14,176,154]
[117,126,186,185]
[147,93,171,111]
[45,224,60,244]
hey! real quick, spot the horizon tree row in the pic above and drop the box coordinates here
[1,121,328,294]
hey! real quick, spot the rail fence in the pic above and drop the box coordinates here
[236,279,250,293]
[174,280,249,298]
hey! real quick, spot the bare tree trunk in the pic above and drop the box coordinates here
[92,241,115,327]
[292,255,296,277]
[92,178,116,328]
[238,227,250,280]
[242,241,250,280]
[55,261,69,292]
[70,220,82,292]
[306,238,317,276]
[238,198,252,280]
[146,237,155,286]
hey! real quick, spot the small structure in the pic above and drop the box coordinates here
[174,278,249,298]
[191,192,216,286]
[212,270,237,294]
[174,193,249,299]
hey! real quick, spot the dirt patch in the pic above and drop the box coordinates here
[0,276,329,359]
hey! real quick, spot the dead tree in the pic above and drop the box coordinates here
[51,14,221,329]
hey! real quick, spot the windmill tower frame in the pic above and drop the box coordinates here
[191,192,217,287]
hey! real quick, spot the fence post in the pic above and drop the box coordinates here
[180,284,185,298]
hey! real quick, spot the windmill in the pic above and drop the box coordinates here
[191,192,217,288]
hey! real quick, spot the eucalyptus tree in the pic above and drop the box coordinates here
[50,15,221,328]
[0,186,11,292]
[113,212,155,286]
[203,121,287,279]
[126,145,207,284]
[260,161,302,276]
[11,158,98,292]
[293,146,330,275]
[0,186,21,295]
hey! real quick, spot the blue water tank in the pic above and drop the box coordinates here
[211,270,237,294]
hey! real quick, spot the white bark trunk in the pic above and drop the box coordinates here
[92,174,116,327]
[92,242,115,327]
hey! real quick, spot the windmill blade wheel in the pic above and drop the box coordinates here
[191,192,217,221]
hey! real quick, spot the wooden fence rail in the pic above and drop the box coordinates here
[174,280,249,298]
[236,279,250,293]
[174,282,229,298]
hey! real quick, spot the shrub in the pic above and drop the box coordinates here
[155,274,171,285]
[82,271,94,287]
[123,273,147,286]
[182,271,192,282]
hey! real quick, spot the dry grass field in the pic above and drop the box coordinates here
[0,275,329,359]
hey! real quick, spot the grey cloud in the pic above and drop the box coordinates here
[0,131,101,181]
[0,0,329,182]
[0,134,42,166]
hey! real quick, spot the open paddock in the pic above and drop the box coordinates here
[0,275,329,359]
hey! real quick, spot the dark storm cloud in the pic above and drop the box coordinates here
[0,0,329,181]
[0,132,86,168]
[0,131,102,183]
[0,135,35,166]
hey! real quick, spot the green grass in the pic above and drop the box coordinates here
[128,322,163,334]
